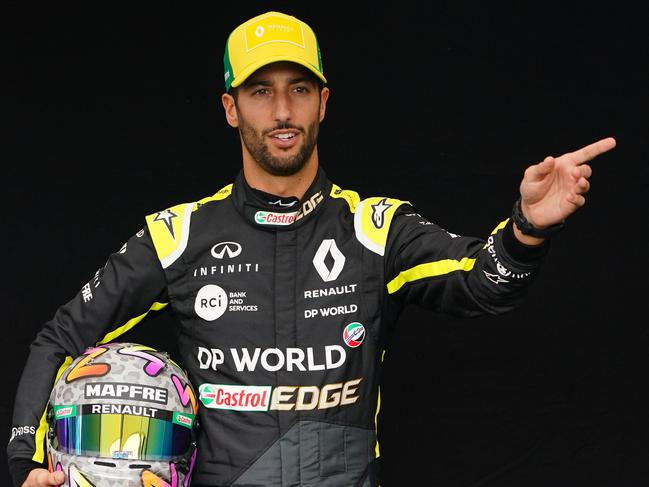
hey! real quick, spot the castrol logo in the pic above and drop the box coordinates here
[199,384,271,411]
[173,412,194,428]
[254,210,297,226]
[343,322,365,348]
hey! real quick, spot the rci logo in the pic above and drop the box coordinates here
[195,285,228,321]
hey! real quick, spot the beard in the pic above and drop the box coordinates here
[238,117,320,177]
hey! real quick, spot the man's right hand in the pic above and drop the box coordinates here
[22,468,65,486]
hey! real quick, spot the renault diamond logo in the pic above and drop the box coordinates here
[313,239,345,282]
[211,242,242,259]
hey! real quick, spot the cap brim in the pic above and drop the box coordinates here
[229,56,327,90]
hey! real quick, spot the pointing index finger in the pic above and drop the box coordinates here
[571,137,617,164]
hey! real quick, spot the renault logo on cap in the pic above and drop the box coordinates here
[211,242,242,259]
[313,239,345,282]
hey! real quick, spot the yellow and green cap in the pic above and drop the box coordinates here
[223,11,326,92]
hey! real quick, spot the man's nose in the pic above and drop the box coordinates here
[272,91,292,122]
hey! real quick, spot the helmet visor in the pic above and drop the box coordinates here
[51,404,195,461]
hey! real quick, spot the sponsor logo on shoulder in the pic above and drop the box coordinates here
[153,209,178,239]
[371,198,392,228]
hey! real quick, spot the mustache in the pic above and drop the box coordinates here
[264,122,303,134]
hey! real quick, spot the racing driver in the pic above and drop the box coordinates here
[8,10,616,487]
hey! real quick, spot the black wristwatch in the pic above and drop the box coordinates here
[511,198,565,238]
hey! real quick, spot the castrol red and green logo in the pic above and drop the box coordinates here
[343,322,365,348]
[199,384,271,411]
[254,210,297,226]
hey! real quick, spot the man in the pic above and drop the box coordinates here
[8,10,615,487]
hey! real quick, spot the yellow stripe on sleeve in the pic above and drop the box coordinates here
[32,356,74,463]
[386,257,476,294]
[483,218,510,248]
[96,302,168,346]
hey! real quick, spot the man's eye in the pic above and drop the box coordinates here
[254,88,270,95]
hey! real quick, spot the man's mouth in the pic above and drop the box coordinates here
[273,132,296,140]
[268,130,300,149]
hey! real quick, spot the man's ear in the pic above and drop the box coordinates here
[319,87,330,122]
[221,93,238,127]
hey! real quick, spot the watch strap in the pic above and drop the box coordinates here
[512,198,564,238]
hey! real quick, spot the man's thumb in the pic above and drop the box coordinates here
[50,470,65,484]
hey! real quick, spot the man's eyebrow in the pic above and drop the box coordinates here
[244,76,315,88]
[246,79,272,87]
[287,75,315,84]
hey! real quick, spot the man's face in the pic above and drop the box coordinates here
[223,62,329,177]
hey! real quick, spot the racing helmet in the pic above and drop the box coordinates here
[46,342,198,486]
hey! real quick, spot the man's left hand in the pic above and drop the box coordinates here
[518,136,616,229]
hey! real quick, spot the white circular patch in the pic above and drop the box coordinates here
[195,285,228,321]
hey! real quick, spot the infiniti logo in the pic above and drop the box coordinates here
[211,242,242,259]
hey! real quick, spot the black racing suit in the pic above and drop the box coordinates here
[8,167,548,486]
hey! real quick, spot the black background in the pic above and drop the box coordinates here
[4,2,648,486]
